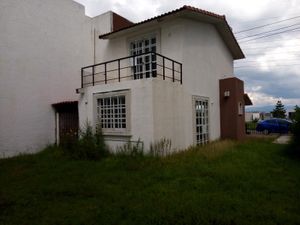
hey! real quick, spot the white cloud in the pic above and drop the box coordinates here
[250,86,262,92]
[74,0,299,22]
[248,91,300,107]
[254,37,300,73]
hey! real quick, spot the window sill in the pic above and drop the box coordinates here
[103,132,132,138]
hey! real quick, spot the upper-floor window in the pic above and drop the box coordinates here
[130,36,157,79]
[238,102,244,115]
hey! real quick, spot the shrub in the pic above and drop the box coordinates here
[290,106,300,156]
[60,122,108,160]
[149,138,172,157]
[115,139,144,157]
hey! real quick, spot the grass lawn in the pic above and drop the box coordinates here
[0,138,300,225]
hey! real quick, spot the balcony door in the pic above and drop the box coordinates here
[130,36,157,79]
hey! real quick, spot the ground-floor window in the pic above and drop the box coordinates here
[194,97,209,145]
[94,91,130,133]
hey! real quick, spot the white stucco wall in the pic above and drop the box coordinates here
[0,0,96,157]
[78,79,155,151]
[180,19,233,142]
[92,11,112,64]
[153,18,233,147]
[152,80,188,150]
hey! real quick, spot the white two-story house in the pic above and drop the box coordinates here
[77,6,251,152]
[0,1,251,157]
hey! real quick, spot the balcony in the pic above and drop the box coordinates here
[80,52,182,88]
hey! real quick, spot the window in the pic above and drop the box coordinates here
[95,91,130,133]
[130,36,157,79]
[267,119,277,125]
[194,97,209,145]
[238,102,243,115]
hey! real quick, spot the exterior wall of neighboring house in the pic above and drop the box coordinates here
[79,17,235,151]
[262,112,272,120]
[245,112,260,122]
[245,112,253,122]
[0,0,96,157]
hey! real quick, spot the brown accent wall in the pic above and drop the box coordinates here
[219,77,246,140]
[112,13,134,32]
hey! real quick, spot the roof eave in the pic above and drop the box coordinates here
[99,19,160,39]
[99,6,245,60]
[244,94,253,106]
[215,22,245,60]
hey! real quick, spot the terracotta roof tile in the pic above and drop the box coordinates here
[98,5,244,59]
[99,5,225,39]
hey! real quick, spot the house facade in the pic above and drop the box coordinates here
[0,1,251,157]
[77,6,251,152]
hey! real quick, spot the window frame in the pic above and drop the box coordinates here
[192,96,210,145]
[93,90,131,135]
[127,32,160,80]
[238,101,244,116]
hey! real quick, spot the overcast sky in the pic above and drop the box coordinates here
[74,0,300,111]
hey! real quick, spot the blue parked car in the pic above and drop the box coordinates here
[256,118,292,134]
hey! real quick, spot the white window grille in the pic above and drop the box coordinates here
[130,36,157,79]
[95,92,130,133]
[194,97,209,145]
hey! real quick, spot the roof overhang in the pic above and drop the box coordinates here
[99,6,244,60]
[244,94,253,106]
[52,101,78,112]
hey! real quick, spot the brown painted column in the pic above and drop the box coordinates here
[219,77,247,140]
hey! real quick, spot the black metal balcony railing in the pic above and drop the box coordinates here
[80,52,182,88]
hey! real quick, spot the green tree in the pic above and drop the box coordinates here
[271,100,286,118]
[292,105,300,139]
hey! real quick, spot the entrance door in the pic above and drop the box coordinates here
[52,102,79,144]
[194,97,209,145]
[130,36,157,79]
[58,109,78,143]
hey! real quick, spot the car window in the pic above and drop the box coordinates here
[267,120,277,125]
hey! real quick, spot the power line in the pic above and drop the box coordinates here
[241,44,300,50]
[240,38,300,45]
[235,59,300,64]
[235,63,300,67]
[240,28,300,43]
[235,63,300,69]
[237,13,300,25]
[234,15,300,34]
[244,50,300,56]
[243,50,300,56]
[237,23,300,40]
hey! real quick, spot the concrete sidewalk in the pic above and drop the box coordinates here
[273,135,292,144]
